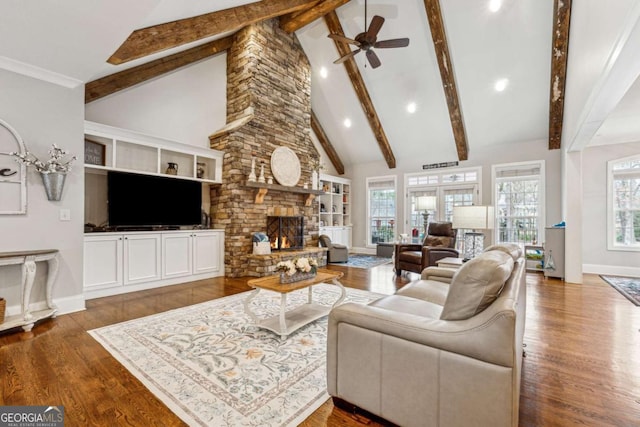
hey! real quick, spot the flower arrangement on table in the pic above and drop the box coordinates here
[10,144,77,173]
[275,257,318,283]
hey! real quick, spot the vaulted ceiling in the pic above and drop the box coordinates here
[2,0,639,172]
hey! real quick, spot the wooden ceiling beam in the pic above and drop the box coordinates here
[280,0,350,33]
[548,0,572,149]
[86,36,233,104]
[324,11,396,169]
[310,110,345,175]
[108,0,318,65]
[423,0,468,161]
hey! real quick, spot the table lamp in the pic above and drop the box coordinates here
[415,196,437,236]
[452,205,495,260]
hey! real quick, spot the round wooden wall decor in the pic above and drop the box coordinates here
[270,147,301,187]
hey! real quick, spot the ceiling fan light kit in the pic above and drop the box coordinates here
[328,0,409,69]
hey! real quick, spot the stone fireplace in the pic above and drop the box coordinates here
[209,19,323,277]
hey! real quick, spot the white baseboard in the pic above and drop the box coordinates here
[351,246,376,255]
[583,263,640,277]
[5,294,86,317]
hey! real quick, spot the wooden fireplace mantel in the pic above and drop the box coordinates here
[246,181,324,206]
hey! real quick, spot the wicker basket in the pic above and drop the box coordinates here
[0,297,5,324]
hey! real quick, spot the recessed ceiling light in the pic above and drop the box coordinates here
[489,0,502,12]
[407,102,417,113]
[494,78,509,92]
[343,118,352,128]
[320,67,328,79]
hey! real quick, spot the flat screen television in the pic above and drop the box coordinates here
[108,171,202,228]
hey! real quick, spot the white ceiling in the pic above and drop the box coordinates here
[1,0,639,167]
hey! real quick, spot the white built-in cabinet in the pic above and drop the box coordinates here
[84,230,224,299]
[317,173,352,248]
[162,231,222,279]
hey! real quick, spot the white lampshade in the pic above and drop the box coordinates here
[452,206,495,230]
[416,196,437,211]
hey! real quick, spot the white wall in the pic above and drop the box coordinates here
[85,55,228,149]
[349,139,562,251]
[582,141,640,275]
[0,69,85,315]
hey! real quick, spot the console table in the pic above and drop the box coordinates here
[0,249,59,332]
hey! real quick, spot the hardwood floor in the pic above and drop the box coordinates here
[1,263,639,426]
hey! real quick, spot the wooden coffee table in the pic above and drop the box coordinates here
[244,269,346,339]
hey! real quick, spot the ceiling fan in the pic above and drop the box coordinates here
[328,0,410,69]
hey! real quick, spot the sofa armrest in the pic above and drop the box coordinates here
[421,266,456,282]
[332,243,347,249]
[422,247,459,268]
[396,243,422,253]
[328,301,517,368]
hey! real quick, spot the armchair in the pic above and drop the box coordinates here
[395,221,458,276]
[319,234,348,263]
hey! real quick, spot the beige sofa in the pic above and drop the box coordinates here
[327,244,526,427]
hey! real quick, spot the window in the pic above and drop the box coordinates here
[492,161,545,245]
[367,176,396,246]
[405,167,480,244]
[608,155,640,251]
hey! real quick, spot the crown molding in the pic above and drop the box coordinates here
[0,56,83,88]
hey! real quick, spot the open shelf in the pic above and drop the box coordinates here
[84,121,223,184]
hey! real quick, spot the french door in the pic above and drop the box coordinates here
[406,184,478,244]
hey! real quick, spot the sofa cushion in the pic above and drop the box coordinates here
[440,251,514,320]
[370,294,443,319]
[396,280,449,306]
[484,243,522,261]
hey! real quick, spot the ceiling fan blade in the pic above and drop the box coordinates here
[334,49,361,64]
[328,33,361,46]
[367,15,385,39]
[366,49,381,69]
[375,38,410,49]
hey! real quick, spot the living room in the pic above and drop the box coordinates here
[1,1,639,426]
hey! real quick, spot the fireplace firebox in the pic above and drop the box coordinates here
[267,216,304,250]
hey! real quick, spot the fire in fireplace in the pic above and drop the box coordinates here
[267,216,304,250]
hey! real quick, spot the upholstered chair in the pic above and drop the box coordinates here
[319,234,349,263]
[394,221,459,276]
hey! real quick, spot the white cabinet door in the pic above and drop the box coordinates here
[162,233,193,279]
[124,234,161,285]
[338,227,352,248]
[84,235,123,290]
[193,231,221,274]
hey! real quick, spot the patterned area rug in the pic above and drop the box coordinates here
[601,275,640,306]
[329,254,391,269]
[89,284,382,427]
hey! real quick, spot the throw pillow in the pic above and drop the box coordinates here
[440,251,514,320]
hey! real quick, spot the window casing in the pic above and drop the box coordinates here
[366,176,397,247]
[608,155,640,251]
[492,161,545,245]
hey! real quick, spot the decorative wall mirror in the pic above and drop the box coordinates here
[0,118,27,214]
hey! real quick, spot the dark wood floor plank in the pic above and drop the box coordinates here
[1,264,639,426]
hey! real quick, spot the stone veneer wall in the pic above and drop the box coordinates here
[209,19,320,278]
